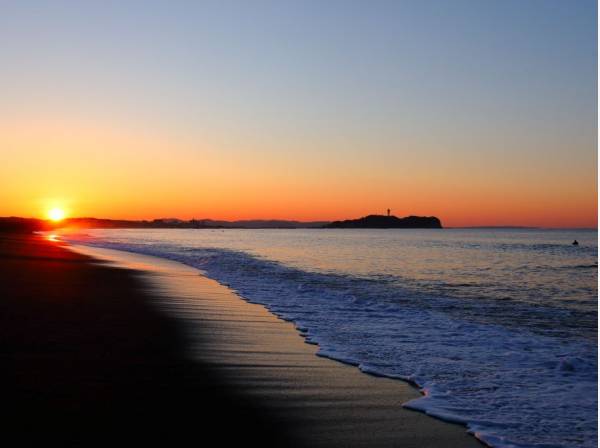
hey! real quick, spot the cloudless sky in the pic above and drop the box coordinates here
[0,0,596,226]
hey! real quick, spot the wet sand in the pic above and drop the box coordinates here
[70,243,483,447]
[1,233,482,447]
[0,233,286,446]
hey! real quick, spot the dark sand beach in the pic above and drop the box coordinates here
[0,233,286,446]
[2,233,482,447]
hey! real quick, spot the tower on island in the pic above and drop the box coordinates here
[387,208,391,217]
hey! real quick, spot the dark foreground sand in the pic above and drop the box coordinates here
[1,234,482,447]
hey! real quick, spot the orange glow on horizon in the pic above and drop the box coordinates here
[0,118,596,229]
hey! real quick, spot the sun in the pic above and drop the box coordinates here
[48,208,66,222]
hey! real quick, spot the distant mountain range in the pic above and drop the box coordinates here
[1,217,592,233]
[0,215,441,232]
[324,215,442,229]
[57,217,329,229]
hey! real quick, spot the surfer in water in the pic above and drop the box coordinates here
[572,240,579,246]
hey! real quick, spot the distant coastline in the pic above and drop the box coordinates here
[1,215,443,231]
[66,217,329,229]
[1,217,593,232]
[0,217,328,231]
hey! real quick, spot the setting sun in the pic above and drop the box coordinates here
[48,208,66,222]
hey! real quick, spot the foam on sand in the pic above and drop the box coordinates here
[65,233,597,448]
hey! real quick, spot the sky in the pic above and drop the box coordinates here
[0,0,597,227]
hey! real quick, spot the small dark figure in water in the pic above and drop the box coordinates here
[572,240,579,246]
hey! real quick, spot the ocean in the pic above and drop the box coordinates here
[64,228,597,448]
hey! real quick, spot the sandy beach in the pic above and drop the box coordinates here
[2,233,482,447]
[0,233,287,446]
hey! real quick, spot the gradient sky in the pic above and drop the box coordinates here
[0,0,597,227]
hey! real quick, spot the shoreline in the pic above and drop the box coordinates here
[0,233,289,446]
[2,232,483,446]
[68,241,484,447]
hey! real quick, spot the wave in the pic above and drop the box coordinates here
[66,236,598,448]
[569,264,598,269]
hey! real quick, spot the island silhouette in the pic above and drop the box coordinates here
[324,214,442,229]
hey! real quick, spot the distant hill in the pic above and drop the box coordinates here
[0,215,441,231]
[61,217,328,229]
[324,214,442,229]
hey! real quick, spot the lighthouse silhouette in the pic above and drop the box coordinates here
[387,208,391,217]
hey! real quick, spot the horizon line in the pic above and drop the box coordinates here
[1,215,597,231]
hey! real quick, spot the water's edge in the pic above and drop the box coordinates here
[62,232,597,448]
[69,241,490,447]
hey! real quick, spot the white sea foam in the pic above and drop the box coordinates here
[64,230,597,448]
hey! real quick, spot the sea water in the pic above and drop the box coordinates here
[64,228,597,448]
